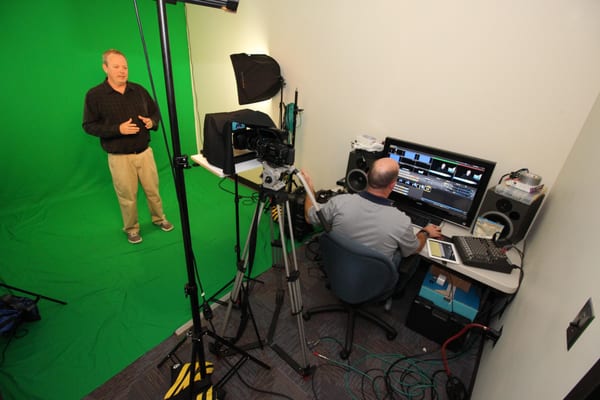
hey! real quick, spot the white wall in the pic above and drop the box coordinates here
[473,93,600,399]
[186,0,600,192]
[185,1,600,398]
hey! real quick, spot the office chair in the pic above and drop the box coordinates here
[303,231,400,359]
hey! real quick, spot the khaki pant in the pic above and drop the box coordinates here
[108,147,166,234]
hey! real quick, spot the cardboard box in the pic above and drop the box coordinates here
[418,265,481,321]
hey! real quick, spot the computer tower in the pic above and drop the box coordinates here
[476,187,545,244]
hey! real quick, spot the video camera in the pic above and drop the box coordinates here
[232,125,294,167]
[202,109,295,175]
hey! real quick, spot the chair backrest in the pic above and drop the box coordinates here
[319,231,400,305]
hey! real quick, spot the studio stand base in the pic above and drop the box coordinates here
[159,326,271,399]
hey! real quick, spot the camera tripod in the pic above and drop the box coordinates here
[219,163,313,376]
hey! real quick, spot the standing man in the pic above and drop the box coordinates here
[83,49,173,244]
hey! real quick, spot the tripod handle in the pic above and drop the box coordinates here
[294,170,332,233]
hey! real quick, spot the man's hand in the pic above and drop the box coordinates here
[415,224,444,254]
[422,224,443,239]
[120,118,140,135]
[138,115,153,129]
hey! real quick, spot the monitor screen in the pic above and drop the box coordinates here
[383,137,496,228]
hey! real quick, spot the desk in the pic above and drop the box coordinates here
[416,222,522,295]
[407,221,516,394]
[191,153,261,177]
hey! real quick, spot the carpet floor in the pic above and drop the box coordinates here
[85,238,483,400]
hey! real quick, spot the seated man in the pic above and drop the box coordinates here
[302,158,443,302]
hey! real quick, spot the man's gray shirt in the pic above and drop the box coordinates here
[307,191,419,263]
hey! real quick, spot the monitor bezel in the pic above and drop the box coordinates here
[383,136,496,228]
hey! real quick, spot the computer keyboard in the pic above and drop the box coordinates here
[401,208,442,227]
[451,236,514,274]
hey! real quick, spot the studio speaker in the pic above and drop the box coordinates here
[344,149,381,193]
[476,188,545,244]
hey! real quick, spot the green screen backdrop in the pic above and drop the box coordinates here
[0,0,196,213]
[0,1,214,399]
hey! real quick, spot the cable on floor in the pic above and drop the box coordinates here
[307,334,481,400]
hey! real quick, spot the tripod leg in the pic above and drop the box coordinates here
[270,201,312,374]
[266,214,286,344]
[220,199,266,338]
[238,280,265,349]
[220,262,247,337]
[205,329,270,370]
[283,200,311,369]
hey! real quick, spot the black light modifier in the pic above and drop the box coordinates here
[230,53,284,105]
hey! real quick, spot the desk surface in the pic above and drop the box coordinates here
[191,154,261,177]
[417,222,521,294]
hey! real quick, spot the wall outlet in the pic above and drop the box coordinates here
[566,298,595,351]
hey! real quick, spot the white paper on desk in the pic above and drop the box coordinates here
[473,217,504,239]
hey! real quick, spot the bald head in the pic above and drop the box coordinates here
[367,158,399,190]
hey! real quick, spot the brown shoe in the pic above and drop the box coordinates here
[127,232,143,244]
[155,221,174,232]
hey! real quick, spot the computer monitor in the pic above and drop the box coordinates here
[383,137,496,228]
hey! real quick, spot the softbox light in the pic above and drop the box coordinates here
[230,53,283,105]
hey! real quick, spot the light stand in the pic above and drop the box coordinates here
[154,1,268,398]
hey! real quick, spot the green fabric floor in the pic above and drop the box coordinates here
[0,166,273,400]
